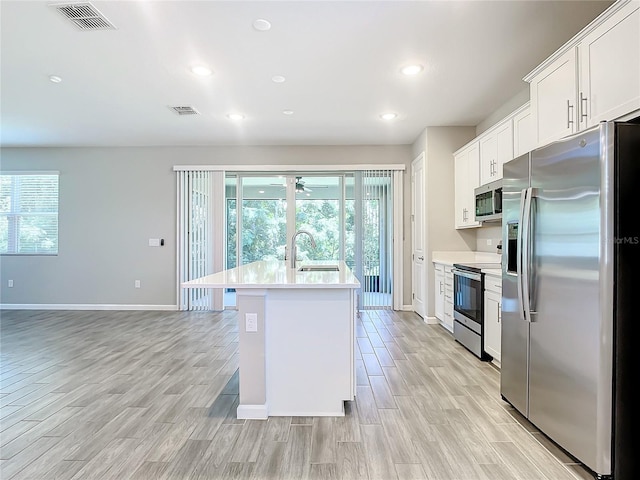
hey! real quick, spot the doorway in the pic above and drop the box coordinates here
[224,172,393,310]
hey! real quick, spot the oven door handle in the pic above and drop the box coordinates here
[452,269,481,282]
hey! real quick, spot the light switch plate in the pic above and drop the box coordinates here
[245,313,258,332]
[149,238,160,247]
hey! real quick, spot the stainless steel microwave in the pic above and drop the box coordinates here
[474,179,502,222]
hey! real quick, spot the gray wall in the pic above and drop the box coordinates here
[475,86,529,136]
[476,225,502,253]
[411,126,477,318]
[0,145,412,307]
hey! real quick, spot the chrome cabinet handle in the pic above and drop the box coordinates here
[567,100,574,129]
[418,256,424,261]
[580,93,588,122]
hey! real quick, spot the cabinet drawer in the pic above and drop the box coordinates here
[435,263,444,273]
[444,273,453,287]
[484,276,501,294]
[445,303,453,317]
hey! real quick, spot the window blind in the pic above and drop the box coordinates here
[176,170,225,311]
[0,173,59,255]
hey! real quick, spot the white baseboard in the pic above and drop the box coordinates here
[236,404,268,420]
[402,304,413,311]
[0,304,178,311]
[424,316,439,325]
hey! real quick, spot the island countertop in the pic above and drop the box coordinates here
[181,260,360,289]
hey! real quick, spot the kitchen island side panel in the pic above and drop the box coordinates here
[265,288,354,416]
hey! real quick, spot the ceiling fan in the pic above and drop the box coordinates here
[294,177,311,193]
[270,177,328,193]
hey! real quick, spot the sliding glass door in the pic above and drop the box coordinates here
[294,176,344,262]
[224,171,393,310]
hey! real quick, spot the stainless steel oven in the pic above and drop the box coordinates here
[452,263,495,360]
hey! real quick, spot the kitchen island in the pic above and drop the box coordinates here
[182,260,360,419]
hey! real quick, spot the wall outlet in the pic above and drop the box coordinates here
[245,313,258,333]
[135,280,141,288]
[486,239,492,246]
[8,279,13,288]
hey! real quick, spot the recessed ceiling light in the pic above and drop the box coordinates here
[227,113,245,121]
[253,18,271,31]
[49,75,62,83]
[258,190,265,194]
[380,113,397,120]
[400,64,424,76]
[191,65,213,76]
[306,193,311,197]
[282,110,294,115]
[272,75,286,83]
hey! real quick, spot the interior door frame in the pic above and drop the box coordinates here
[411,153,426,318]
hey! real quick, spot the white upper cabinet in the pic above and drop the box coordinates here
[530,48,578,147]
[480,119,513,185]
[513,103,533,157]
[527,0,640,147]
[454,142,480,229]
[578,1,640,128]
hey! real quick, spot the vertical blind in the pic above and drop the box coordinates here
[360,169,394,310]
[177,170,215,310]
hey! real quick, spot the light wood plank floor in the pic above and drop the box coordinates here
[0,309,594,480]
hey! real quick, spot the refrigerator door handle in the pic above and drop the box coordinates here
[521,187,538,322]
[516,188,528,321]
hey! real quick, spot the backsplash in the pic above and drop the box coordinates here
[476,225,502,254]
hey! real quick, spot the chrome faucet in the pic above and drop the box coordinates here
[290,230,316,268]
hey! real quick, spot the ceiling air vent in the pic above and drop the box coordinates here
[51,2,116,31]
[169,106,200,116]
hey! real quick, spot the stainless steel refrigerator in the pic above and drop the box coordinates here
[501,121,638,480]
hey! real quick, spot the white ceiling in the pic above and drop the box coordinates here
[0,0,613,148]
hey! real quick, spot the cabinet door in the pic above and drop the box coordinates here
[443,268,454,332]
[484,290,501,363]
[579,2,640,128]
[495,120,513,180]
[434,268,444,321]
[479,133,497,186]
[455,143,481,229]
[530,48,577,147]
[513,105,533,157]
[465,143,481,227]
[454,151,467,229]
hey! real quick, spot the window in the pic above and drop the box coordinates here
[0,173,59,255]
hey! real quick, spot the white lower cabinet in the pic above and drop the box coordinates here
[433,262,453,332]
[435,264,444,321]
[483,275,502,365]
[443,266,454,332]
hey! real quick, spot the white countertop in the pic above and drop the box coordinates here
[181,260,360,289]
[482,268,502,277]
[432,250,502,266]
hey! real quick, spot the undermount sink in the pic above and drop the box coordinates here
[298,265,340,272]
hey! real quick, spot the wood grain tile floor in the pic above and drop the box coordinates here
[0,309,595,480]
